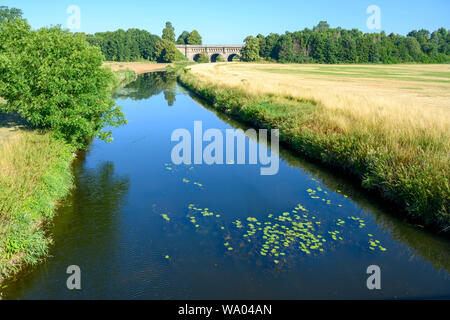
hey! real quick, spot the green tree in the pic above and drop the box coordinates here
[324,37,338,63]
[0,6,23,23]
[241,23,449,65]
[256,34,266,57]
[155,39,178,62]
[405,36,423,61]
[310,33,326,62]
[187,30,202,45]
[86,29,160,62]
[241,36,260,62]
[314,21,330,32]
[339,34,357,63]
[264,33,280,59]
[276,34,294,62]
[0,20,126,147]
[162,22,176,43]
[176,31,190,44]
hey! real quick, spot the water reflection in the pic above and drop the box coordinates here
[113,72,177,107]
[2,153,130,299]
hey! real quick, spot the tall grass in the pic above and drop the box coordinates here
[178,64,450,231]
[0,131,74,282]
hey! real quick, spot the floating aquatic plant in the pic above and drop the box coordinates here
[178,202,387,268]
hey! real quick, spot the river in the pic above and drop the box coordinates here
[3,72,450,299]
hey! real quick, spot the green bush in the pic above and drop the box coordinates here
[155,39,179,62]
[196,52,210,63]
[0,19,126,148]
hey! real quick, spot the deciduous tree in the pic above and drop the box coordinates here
[162,21,176,43]
[0,20,126,147]
[241,36,260,62]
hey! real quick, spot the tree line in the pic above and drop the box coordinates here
[84,22,202,63]
[241,21,450,63]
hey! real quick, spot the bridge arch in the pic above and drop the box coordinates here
[192,54,203,62]
[227,54,241,62]
[211,53,225,63]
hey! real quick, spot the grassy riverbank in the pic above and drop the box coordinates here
[178,63,450,231]
[0,129,74,284]
[0,69,134,285]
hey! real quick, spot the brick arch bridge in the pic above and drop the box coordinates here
[176,45,243,62]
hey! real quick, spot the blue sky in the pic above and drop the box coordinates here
[3,0,449,44]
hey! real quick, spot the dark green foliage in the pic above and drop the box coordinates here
[0,20,126,148]
[177,30,190,44]
[86,25,198,62]
[86,29,160,62]
[247,22,450,64]
[177,29,203,45]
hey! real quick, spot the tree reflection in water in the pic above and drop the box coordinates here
[113,72,177,107]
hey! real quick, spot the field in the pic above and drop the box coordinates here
[188,63,450,110]
[179,63,450,229]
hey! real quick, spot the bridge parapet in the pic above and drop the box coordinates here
[176,45,243,62]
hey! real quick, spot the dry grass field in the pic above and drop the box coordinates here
[189,63,450,130]
[180,63,450,228]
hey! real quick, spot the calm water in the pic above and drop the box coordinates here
[3,73,450,299]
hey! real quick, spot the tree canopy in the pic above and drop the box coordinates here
[245,22,450,64]
[162,21,176,43]
[86,29,161,62]
[176,31,190,44]
[0,6,23,23]
[176,30,203,45]
[0,19,126,148]
[241,36,260,62]
[155,39,178,62]
[187,30,202,45]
